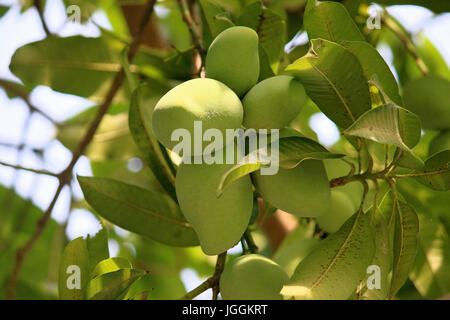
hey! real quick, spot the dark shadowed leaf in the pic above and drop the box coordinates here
[414,150,450,192]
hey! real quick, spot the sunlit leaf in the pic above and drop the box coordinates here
[281,210,375,300]
[343,104,421,151]
[91,257,132,279]
[87,269,146,300]
[284,39,371,128]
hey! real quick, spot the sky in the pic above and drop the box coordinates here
[0,0,449,299]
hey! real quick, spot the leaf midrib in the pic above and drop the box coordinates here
[310,210,363,290]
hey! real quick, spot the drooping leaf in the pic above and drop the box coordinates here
[414,150,450,192]
[341,41,403,106]
[409,213,450,299]
[10,36,120,97]
[216,135,343,197]
[396,148,424,170]
[91,257,132,279]
[284,38,371,129]
[281,210,375,300]
[277,136,345,168]
[86,269,146,300]
[343,104,421,151]
[78,176,199,247]
[389,200,419,298]
[304,0,364,43]
[403,75,450,130]
[129,86,177,201]
[58,237,90,300]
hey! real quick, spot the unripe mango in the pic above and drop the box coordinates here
[205,26,260,97]
[253,160,331,217]
[175,146,253,255]
[220,254,289,300]
[273,238,319,277]
[242,76,307,130]
[152,78,243,156]
[429,130,450,156]
[316,190,356,233]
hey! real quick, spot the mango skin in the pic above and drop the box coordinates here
[243,76,307,130]
[175,147,253,255]
[253,160,331,217]
[273,238,319,277]
[152,78,243,156]
[316,190,356,233]
[205,26,260,97]
[220,254,289,300]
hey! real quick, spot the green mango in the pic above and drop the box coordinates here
[316,190,356,233]
[253,160,331,217]
[273,238,319,277]
[220,254,289,300]
[242,76,307,130]
[175,146,253,255]
[152,78,243,156]
[205,26,260,97]
[429,130,450,156]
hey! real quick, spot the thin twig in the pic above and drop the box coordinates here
[34,0,51,36]
[0,161,58,178]
[244,229,258,254]
[178,252,227,300]
[381,11,429,76]
[6,0,157,300]
[0,79,59,126]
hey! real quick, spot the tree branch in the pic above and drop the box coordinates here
[5,0,157,300]
[0,161,58,177]
[34,0,51,36]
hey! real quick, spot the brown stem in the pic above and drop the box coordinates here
[34,0,51,36]
[0,161,58,177]
[5,0,157,300]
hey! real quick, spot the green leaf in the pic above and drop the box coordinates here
[281,210,375,300]
[91,257,132,279]
[304,0,364,43]
[58,237,90,300]
[198,0,234,48]
[362,211,392,300]
[341,41,403,106]
[216,135,343,197]
[10,36,119,97]
[0,6,9,19]
[216,162,262,198]
[409,214,450,299]
[78,176,199,247]
[86,228,110,275]
[86,269,146,300]
[389,200,419,298]
[343,104,421,151]
[129,86,177,201]
[396,148,424,170]
[277,136,345,168]
[238,2,286,66]
[414,150,450,192]
[284,38,371,129]
[403,75,450,130]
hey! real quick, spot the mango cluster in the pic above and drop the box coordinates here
[151,26,321,256]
